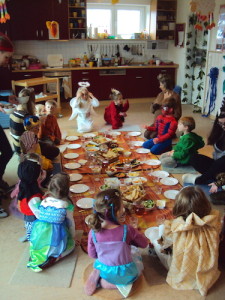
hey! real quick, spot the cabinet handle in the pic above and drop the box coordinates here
[161,70,167,73]
[82,72,89,74]
[24,75,32,77]
[136,76,143,79]
[41,30,43,37]
[82,78,89,81]
[36,30,39,37]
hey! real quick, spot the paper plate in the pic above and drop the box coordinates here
[83,133,96,138]
[64,153,79,159]
[69,173,83,182]
[128,131,142,137]
[135,148,149,154]
[70,184,89,193]
[110,131,121,136]
[164,189,179,200]
[150,170,169,178]
[160,177,179,186]
[144,226,159,240]
[66,136,79,141]
[67,144,81,149]
[145,159,161,166]
[76,198,93,209]
[85,215,92,225]
[64,163,81,170]
[131,141,144,147]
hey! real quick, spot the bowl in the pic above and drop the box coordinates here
[17,96,29,104]
[124,151,131,157]
[3,104,16,114]
[156,200,166,209]
[142,200,155,211]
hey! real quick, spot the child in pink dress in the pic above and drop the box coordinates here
[85,189,148,296]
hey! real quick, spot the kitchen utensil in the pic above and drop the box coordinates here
[116,44,120,57]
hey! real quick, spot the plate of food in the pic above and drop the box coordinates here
[64,163,81,169]
[121,184,145,202]
[145,159,161,166]
[164,189,179,200]
[160,177,178,186]
[131,141,143,147]
[128,131,142,137]
[0,103,16,114]
[93,136,111,145]
[132,177,147,185]
[128,171,140,178]
[76,198,93,209]
[135,148,149,154]
[69,173,83,182]
[110,131,121,136]
[86,146,99,153]
[67,144,81,150]
[102,149,119,160]
[64,153,79,159]
[114,172,126,178]
[150,170,169,179]
[66,136,79,141]
[142,199,155,211]
[70,184,89,193]
[83,133,96,138]
[114,159,141,169]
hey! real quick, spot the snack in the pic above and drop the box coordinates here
[142,200,155,210]
[132,177,147,185]
[114,172,126,178]
[121,185,145,202]
[93,136,110,145]
[99,184,111,191]
[103,149,118,160]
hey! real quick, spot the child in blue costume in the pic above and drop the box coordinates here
[85,189,148,296]
[27,173,75,272]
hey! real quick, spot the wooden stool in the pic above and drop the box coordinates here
[83,263,146,299]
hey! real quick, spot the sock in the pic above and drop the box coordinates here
[84,269,100,296]
[100,279,117,289]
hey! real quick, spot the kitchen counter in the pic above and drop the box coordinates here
[12,64,178,72]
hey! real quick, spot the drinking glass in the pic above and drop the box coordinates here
[92,165,102,181]
[134,203,145,216]
[156,214,165,226]
[129,216,138,228]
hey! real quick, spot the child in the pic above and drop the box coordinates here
[69,84,99,133]
[85,189,148,296]
[160,116,205,168]
[149,186,221,296]
[142,97,177,155]
[104,88,129,130]
[17,155,43,241]
[38,100,61,145]
[10,87,36,154]
[27,173,75,272]
[35,104,45,119]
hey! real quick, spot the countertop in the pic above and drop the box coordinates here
[12,64,179,72]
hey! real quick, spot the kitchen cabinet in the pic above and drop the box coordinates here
[150,0,177,40]
[71,69,99,98]
[69,0,87,39]
[9,0,68,40]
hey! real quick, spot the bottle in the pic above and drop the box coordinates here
[88,24,92,38]
[83,52,88,64]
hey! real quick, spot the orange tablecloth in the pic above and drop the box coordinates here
[61,132,182,251]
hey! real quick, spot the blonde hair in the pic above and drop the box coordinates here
[18,88,35,115]
[173,186,211,220]
[179,116,195,132]
[109,88,122,101]
[45,100,57,107]
[35,104,45,117]
[88,189,122,232]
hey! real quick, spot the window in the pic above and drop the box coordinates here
[87,3,149,39]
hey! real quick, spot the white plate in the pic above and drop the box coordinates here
[83,133,96,138]
[76,198,93,209]
[144,226,159,240]
[78,159,87,165]
[135,148,149,154]
[150,170,169,178]
[70,184,89,193]
[85,215,92,225]
[160,177,178,186]
[164,189,179,200]
[131,141,143,147]
[67,144,81,149]
[64,163,81,170]
[66,136,79,141]
[128,131,142,137]
[69,173,83,182]
[110,131,121,136]
[64,153,79,159]
[145,159,161,166]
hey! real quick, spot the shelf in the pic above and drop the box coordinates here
[69,17,86,19]
[69,28,87,30]
[69,6,86,9]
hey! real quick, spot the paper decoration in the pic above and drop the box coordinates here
[46,21,59,39]
[190,0,216,30]
[0,0,10,24]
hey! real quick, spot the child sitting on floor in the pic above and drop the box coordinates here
[38,100,61,145]
[142,97,177,155]
[69,83,99,133]
[104,88,129,130]
[35,104,45,119]
[27,173,75,272]
[85,189,148,297]
[160,116,205,168]
[148,186,221,296]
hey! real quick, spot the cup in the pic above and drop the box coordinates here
[69,23,74,28]
[73,12,77,18]
[81,33,85,39]
[89,61,94,68]
[156,214,165,226]
[156,59,161,66]
[129,216,138,228]
[155,185,162,195]
[134,203,145,216]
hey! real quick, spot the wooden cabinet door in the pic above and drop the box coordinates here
[126,69,151,98]
[52,0,69,40]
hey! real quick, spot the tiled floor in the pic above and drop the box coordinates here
[1,98,225,300]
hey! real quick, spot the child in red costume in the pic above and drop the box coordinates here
[104,89,129,129]
[142,97,177,155]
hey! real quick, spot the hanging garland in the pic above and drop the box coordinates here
[190,0,216,30]
[0,0,10,23]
